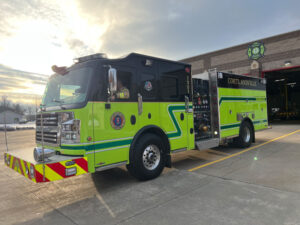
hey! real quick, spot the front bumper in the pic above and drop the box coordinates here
[4,150,89,183]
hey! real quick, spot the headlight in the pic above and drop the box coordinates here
[61,112,74,123]
[61,119,80,144]
[63,124,72,131]
[30,165,35,178]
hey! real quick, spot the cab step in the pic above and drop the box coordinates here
[195,138,220,150]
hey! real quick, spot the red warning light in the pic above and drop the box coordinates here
[87,136,92,141]
[198,97,201,105]
[185,67,191,73]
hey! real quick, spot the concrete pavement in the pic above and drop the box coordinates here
[1,123,300,225]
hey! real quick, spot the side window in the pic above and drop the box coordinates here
[115,70,134,101]
[159,62,188,101]
[92,72,107,101]
[161,76,178,100]
[141,73,156,100]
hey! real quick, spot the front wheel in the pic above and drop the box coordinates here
[126,134,165,181]
[233,121,253,148]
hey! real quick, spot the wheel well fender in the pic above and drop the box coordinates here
[240,117,255,142]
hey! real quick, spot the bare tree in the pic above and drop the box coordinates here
[1,96,12,110]
[1,96,7,107]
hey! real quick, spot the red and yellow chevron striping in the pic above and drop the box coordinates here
[3,153,89,183]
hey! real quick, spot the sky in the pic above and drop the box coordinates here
[0,0,300,104]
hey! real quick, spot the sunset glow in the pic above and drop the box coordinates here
[0,0,107,75]
[0,0,299,105]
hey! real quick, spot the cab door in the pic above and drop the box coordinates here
[158,62,190,151]
[136,59,160,131]
[93,65,138,169]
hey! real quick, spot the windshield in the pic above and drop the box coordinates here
[42,67,93,108]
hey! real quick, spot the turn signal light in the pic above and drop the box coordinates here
[65,167,77,176]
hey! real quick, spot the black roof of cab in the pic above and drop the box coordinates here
[73,52,191,68]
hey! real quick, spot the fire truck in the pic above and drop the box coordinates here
[4,53,268,182]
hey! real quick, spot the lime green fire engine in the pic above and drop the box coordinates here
[4,53,268,182]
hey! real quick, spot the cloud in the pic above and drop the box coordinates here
[0,0,300,105]
[0,0,106,74]
[1,0,300,75]
[0,64,47,104]
[76,0,300,60]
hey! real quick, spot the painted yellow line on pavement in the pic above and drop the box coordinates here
[189,129,300,172]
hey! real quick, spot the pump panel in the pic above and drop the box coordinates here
[193,78,212,141]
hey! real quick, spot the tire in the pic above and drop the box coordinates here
[233,121,253,148]
[126,134,166,181]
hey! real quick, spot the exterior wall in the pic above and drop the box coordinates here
[0,111,22,124]
[262,56,300,71]
[181,30,300,77]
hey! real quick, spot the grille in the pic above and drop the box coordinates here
[36,112,59,145]
[36,113,58,127]
[36,131,59,144]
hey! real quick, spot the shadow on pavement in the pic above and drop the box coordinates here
[14,168,138,225]
[91,167,137,191]
[270,120,300,125]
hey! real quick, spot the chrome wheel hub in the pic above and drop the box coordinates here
[243,126,251,143]
[142,145,161,170]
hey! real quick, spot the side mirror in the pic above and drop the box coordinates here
[108,68,117,94]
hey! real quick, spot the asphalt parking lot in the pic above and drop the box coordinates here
[1,122,300,225]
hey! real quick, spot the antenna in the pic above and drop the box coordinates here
[39,103,46,182]
[2,96,9,152]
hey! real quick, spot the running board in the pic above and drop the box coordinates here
[195,138,220,150]
[95,161,127,172]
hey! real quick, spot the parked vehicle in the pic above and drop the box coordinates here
[4,53,268,182]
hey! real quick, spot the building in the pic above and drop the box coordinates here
[0,110,23,124]
[181,30,300,120]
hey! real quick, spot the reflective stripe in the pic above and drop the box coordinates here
[4,153,89,183]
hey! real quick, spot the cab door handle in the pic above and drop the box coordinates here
[185,95,192,113]
[138,93,143,115]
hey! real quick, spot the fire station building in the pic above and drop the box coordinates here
[181,30,300,120]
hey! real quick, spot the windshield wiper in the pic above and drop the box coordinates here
[52,99,64,103]
[51,99,66,110]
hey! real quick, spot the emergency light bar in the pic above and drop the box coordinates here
[74,53,107,63]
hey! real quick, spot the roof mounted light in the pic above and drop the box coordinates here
[284,60,292,67]
[286,82,296,87]
[51,65,68,75]
[74,53,107,63]
[144,59,153,66]
[185,67,191,73]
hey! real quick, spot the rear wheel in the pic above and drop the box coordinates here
[233,121,253,148]
[127,134,165,181]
